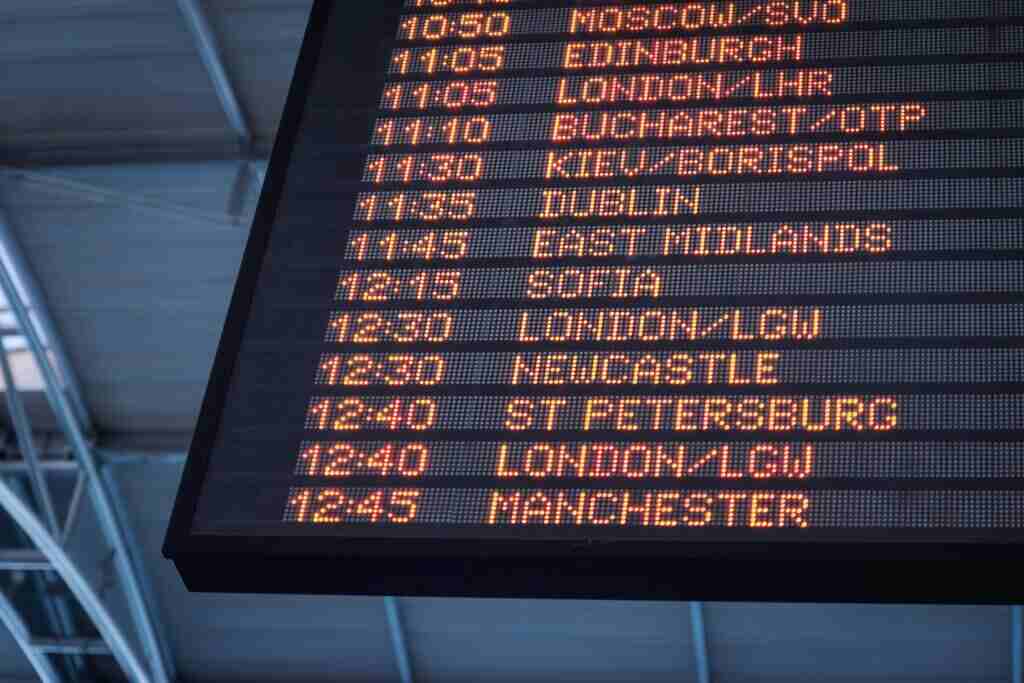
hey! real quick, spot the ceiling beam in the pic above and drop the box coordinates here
[30,637,111,657]
[689,602,712,683]
[2,138,272,168]
[1013,606,1022,683]
[0,549,51,571]
[1,167,248,229]
[0,430,190,472]
[1,347,62,536]
[172,0,269,217]
[385,597,416,683]
[0,204,95,436]
[0,450,186,474]
[174,0,252,147]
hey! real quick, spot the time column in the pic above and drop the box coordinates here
[284,1,513,526]
[355,3,511,221]
[349,1,514,278]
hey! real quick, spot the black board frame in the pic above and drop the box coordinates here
[163,0,1024,604]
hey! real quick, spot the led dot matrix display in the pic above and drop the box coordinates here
[165,0,1024,602]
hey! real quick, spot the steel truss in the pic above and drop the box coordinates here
[0,207,174,683]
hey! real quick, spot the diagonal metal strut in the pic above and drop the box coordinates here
[0,205,94,437]
[0,477,150,682]
[173,0,266,220]
[689,601,712,683]
[385,597,415,683]
[0,348,61,536]
[174,0,252,144]
[0,589,62,683]
[0,221,174,683]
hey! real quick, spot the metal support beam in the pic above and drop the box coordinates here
[689,602,712,683]
[251,163,266,188]
[0,477,150,682]
[227,161,257,219]
[0,589,61,683]
[0,448,187,474]
[1,167,245,229]
[0,549,51,571]
[0,251,174,683]
[0,349,61,536]
[3,138,272,168]
[1013,605,1022,683]
[98,450,187,467]
[31,637,111,657]
[62,470,87,546]
[0,205,94,436]
[5,453,86,681]
[174,0,252,144]
[0,459,77,474]
[385,597,415,683]
[174,0,266,224]
[103,467,178,678]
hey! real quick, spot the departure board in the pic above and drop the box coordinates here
[165,0,1024,602]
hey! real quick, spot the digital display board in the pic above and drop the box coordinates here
[164,0,1024,603]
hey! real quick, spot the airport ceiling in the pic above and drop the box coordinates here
[0,2,1018,682]
[0,0,299,443]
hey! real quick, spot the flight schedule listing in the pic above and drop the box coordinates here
[279,0,1024,537]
